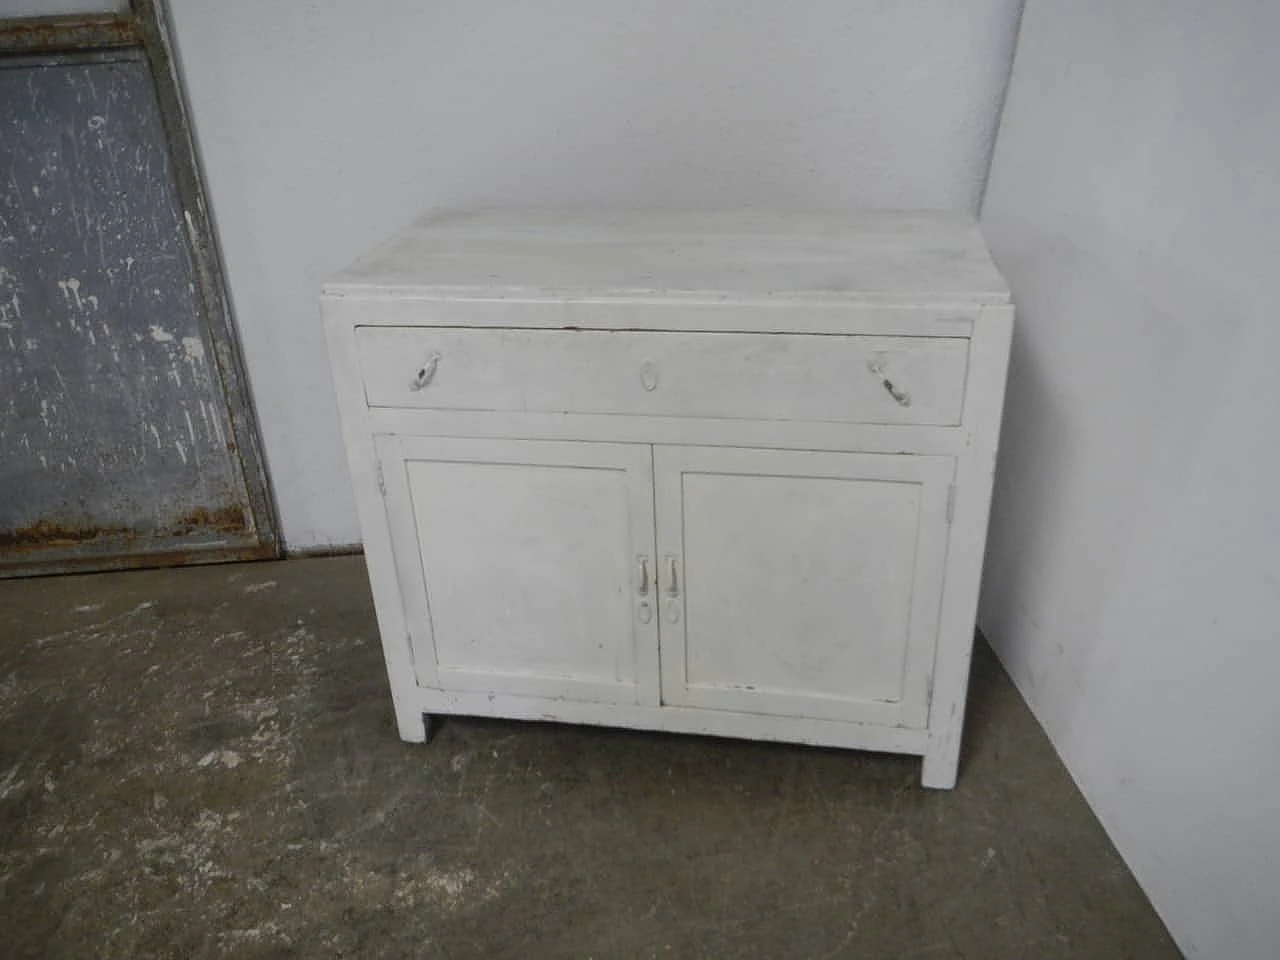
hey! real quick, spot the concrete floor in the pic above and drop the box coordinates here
[0,556,1178,959]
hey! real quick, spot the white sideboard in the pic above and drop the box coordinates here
[322,210,1012,788]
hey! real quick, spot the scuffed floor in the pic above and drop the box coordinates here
[0,556,1179,958]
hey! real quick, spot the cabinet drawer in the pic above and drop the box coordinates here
[355,327,969,426]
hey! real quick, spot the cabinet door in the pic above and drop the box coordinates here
[654,446,953,728]
[376,436,659,705]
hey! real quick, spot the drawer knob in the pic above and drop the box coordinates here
[867,358,912,407]
[409,353,442,391]
[639,360,659,392]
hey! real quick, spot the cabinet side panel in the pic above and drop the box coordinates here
[321,303,425,741]
[923,304,1014,787]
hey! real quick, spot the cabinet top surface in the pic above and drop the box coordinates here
[324,209,1010,306]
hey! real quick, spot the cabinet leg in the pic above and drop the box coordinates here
[921,739,960,790]
[392,701,429,743]
[393,700,442,743]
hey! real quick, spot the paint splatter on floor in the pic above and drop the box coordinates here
[0,557,1179,958]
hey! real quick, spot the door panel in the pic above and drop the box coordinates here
[655,446,952,728]
[377,436,658,705]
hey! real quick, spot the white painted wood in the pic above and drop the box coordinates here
[922,303,1014,788]
[322,210,1011,788]
[357,328,969,427]
[320,310,427,742]
[654,446,952,728]
[325,210,1010,306]
[376,436,659,707]
[415,687,930,758]
[322,296,980,338]
[367,409,972,459]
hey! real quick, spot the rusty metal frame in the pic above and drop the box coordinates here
[0,12,138,55]
[0,1,281,577]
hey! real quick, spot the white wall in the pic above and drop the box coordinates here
[980,2,1280,957]
[163,0,1023,547]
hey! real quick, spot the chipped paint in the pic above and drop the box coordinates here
[0,54,258,571]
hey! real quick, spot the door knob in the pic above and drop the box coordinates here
[636,555,653,624]
[663,555,681,623]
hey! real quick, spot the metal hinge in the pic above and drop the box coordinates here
[376,462,387,497]
[945,484,956,525]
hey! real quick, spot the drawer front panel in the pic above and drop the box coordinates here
[356,327,968,426]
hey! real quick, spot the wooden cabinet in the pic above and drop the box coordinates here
[323,210,1012,788]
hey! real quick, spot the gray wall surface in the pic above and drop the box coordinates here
[980,2,1280,956]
